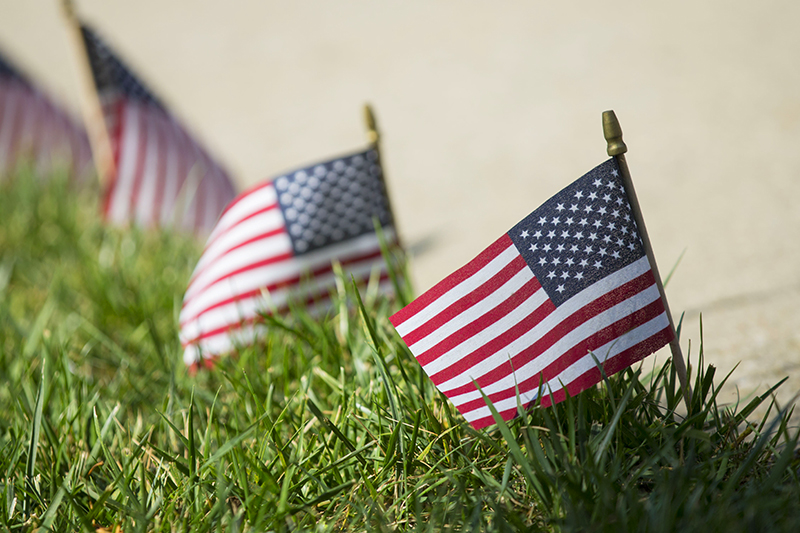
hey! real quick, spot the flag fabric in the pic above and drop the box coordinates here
[179,147,398,369]
[390,159,673,429]
[0,49,92,179]
[80,25,237,233]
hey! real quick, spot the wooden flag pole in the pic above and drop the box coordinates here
[61,0,116,186]
[363,103,401,246]
[602,110,693,413]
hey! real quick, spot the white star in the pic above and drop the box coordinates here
[584,205,593,213]
[551,256,561,265]
[538,216,548,225]
[529,243,538,252]
[611,169,619,177]
[520,229,529,238]
[594,260,603,269]
[593,220,603,229]
[556,203,565,212]
[579,258,589,267]
[543,243,552,252]
[565,217,574,225]
[611,251,621,259]
[603,235,612,244]
[606,181,615,188]
[574,231,584,239]
[628,242,636,251]
[611,209,620,218]
[565,257,575,266]
[598,248,608,257]
[547,230,556,239]
[624,214,631,222]
[570,244,579,252]
[621,226,629,235]
[602,194,612,202]
[593,178,602,187]
[534,230,543,238]
[556,244,565,252]
[539,257,548,265]
[584,246,593,254]
[574,190,584,199]
[616,197,624,206]
[588,191,598,200]
[588,233,598,241]
[575,271,584,280]
[598,206,608,215]
[561,230,571,238]
[547,271,557,280]
[556,284,565,293]
[569,204,579,213]
[560,271,570,280]
[579,218,589,226]
[616,238,624,246]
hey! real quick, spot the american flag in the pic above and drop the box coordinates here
[80,25,237,233]
[390,159,673,429]
[179,147,398,369]
[0,49,92,179]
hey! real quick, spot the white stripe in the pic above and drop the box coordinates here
[463,312,670,422]
[407,266,534,354]
[180,249,389,342]
[159,119,180,224]
[180,230,393,324]
[183,212,289,301]
[423,257,650,394]
[394,242,518,336]
[135,114,160,225]
[445,279,660,404]
[206,184,279,245]
[108,102,141,223]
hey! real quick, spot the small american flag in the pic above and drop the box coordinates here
[0,49,92,179]
[80,25,237,233]
[391,159,673,429]
[179,147,398,369]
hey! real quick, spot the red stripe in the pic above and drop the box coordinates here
[468,325,674,429]
[401,255,529,346]
[417,275,545,368]
[441,270,657,398]
[391,234,514,327]
[152,115,170,228]
[180,246,387,325]
[454,297,666,415]
[186,220,283,288]
[200,201,280,262]
[183,270,392,346]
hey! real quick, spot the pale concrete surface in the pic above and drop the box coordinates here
[2,1,799,415]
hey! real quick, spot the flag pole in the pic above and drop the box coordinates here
[602,110,693,413]
[363,103,401,247]
[61,0,116,186]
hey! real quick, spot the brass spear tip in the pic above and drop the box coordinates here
[602,110,627,156]
[363,103,379,144]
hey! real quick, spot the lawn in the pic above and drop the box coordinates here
[1,169,799,532]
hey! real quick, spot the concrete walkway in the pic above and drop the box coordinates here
[3,0,799,414]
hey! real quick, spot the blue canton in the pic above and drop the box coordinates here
[81,26,164,109]
[509,159,644,307]
[274,149,393,255]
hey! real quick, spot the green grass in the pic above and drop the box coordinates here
[1,168,800,532]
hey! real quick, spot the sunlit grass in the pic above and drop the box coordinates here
[1,169,799,532]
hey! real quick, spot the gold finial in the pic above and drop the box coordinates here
[602,110,627,156]
[363,103,379,145]
[61,0,76,18]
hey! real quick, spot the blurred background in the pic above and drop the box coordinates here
[2,0,799,409]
